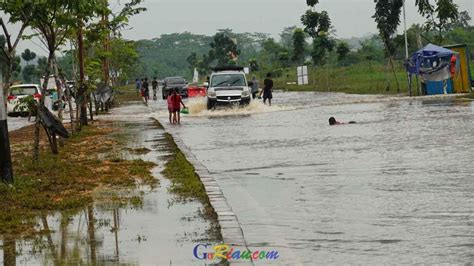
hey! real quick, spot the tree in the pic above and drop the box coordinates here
[208,32,240,67]
[186,52,198,75]
[248,59,259,72]
[415,0,459,44]
[278,50,291,68]
[0,2,32,100]
[109,38,139,85]
[306,0,319,7]
[23,0,108,159]
[301,1,333,66]
[11,56,22,81]
[259,38,285,68]
[21,49,36,65]
[336,42,350,62]
[447,10,471,29]
[292,28,306,64]
[22,65,36,83]
[373,0,404,92]
[280,26,297,48]
[311,35,335,65]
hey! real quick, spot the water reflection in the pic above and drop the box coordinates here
[1,120,219,265]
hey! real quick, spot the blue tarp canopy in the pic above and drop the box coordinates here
[413,43,455,58]
[407,43,457,75]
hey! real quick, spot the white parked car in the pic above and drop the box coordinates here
[206,66,251,110]
[7,84,42,115]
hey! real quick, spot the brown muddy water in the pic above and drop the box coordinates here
[0,114,220,265]
[151,91,474,264]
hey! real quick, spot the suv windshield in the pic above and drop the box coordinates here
[10,86,37,96]
[211,74,246,87]
[167,78,186,84]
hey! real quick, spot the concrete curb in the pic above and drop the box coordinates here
[156,118,254,265]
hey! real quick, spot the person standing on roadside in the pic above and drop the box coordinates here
[135,78,141,95]
[152,77,159,100]
[142,78,150,104]
[172,88,186,125]
[251,76,259,99]
[166,90,174,124]
[260,73,273,106]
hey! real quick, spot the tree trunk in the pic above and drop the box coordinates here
[77,20,88,130]
[52,57,63,121]
[55,60,75,134]
[33,52,54,161]
[67,88,75,134]
[89,94,94,121]
[87,206,97,265]
[3,56,12,101]
[0,72,13,184]
[388,56,401,93]
[3,235,16,266]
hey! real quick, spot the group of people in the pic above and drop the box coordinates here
[135,77,159,104]
[135,76,185,125]
[250,73,274,106]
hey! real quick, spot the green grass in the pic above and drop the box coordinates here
[114,84,143,104]
[162,134,207,201]
[272,62,412,95]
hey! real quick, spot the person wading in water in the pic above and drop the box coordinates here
[260,73,273,106]
[172,89,186,125]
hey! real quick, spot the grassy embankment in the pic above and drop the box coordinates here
[161,132,218,217]
[271,62,411,94]
[271,61,473,95]
[114,84,143,104]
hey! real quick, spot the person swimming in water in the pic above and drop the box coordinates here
[329,117,356,126]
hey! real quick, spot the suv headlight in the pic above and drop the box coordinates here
[242,88,250,97]
[208,90,216,98]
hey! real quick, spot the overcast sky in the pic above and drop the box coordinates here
[3,0,474,56]
[117,0,474,38]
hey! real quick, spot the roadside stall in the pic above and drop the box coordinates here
[406,43,471,96]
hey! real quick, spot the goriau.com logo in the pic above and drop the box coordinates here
[193,244,280,261]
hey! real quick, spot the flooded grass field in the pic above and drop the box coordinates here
[153,91,474,264]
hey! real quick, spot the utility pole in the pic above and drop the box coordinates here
[0,71,13,184]
[102,0,110,87]
[403,0,413,96]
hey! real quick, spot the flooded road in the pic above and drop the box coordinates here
[152,92,474,264]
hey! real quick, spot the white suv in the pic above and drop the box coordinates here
[206,67,251,110]
[7,84,42,115]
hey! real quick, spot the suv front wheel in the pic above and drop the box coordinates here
[207,99,216,110]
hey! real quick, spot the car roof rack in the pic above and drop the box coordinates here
[212,66,244,72]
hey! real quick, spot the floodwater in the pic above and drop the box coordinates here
[1,106,219,265]
[151,91,474,264]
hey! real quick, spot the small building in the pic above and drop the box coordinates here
[407,43,472,96]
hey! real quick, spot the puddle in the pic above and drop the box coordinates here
[0,118,220,265]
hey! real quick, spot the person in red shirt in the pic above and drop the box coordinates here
[450,54,457,78]
[166,90,174,124]
[172,89,186,125]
